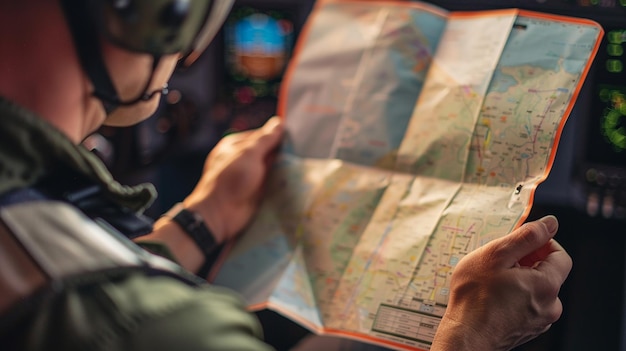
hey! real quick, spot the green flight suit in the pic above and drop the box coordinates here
[0,96,275,351]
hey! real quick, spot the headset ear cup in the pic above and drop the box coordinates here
[91,0,213,56]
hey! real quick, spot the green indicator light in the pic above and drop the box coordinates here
[590,0,599,4]
[599,88,611,102]
[611,90,625,101]
[608,30,626,44]
[607,59,624,73]
[586,168,597,182]
[621,0,626,6]
[609,128,626,149]
[601,89,626,152]
[608,44,624,56]
[608,31,619,44]
[607,109,621,125]
[255,84,268,96]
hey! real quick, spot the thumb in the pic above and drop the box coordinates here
[251,116,284,154]
[493,215,559,267]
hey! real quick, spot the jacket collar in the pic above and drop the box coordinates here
[0,96,156,213]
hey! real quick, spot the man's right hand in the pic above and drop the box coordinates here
[431,215,572,351]
[143,117,284,273]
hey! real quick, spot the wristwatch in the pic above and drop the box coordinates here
[164,202,216,258]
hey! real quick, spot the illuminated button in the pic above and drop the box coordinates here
[602,193,615,218]
[608,44,624,56]
[608,30,626,44]
[599,87,612,102]
[586,168,598,183]
[586,192,600,217]
[165,89,182,105]
[606,59,624,73]
[602,108,626,151]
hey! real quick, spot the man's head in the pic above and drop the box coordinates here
[0,0,232,142]
[61,0,234,126]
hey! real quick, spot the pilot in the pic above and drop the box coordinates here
[0,0,571,350]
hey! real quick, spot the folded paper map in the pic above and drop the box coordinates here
[210,1,603,350]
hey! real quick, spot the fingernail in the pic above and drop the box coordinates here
[539,215,558,234]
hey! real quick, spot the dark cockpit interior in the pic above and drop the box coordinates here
[87,1,626,350]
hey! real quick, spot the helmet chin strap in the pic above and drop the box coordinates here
[60,0,169,114]
[91,56,170,112]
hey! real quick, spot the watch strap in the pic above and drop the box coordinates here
[164,203,216,259]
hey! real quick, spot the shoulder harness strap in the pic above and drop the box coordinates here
[0,189,205,327]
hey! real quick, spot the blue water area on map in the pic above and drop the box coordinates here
[337,10,446,166]
[413,11,448,51]
[269,256,323,328]
[489,71,520,94]
[487,16,600,93]
[382,11,446,151]
[333,8,447,167]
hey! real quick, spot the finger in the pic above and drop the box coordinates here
[518,240,553,267]
[261,116,284,137]
[250,116,284,154]
[493,215,559,267]
[535,240,573,284]
[222,129,254,144]
[218,117,281,152]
